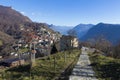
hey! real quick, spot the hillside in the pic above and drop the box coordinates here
[0,5,31,24]
[0,31,14,44]
[0,5,32,38]
[0,31,14,56]
[68,24,93,38]
[0,5,59,38]
[0,5,61,56]
[81,23,120,44]
[89,50,120,80]
[4,50,80,80]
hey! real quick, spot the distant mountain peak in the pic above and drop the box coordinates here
[68,24,94,38]
[49,24,74,35]
[81,23,120,44]
[0,5,32,23]
[49,23,94,37]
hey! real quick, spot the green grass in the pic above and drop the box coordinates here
[1,49,80,80]
[19,48,29,53]
[89,53,120,80]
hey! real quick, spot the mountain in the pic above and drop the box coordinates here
[0,5,32,55]
[0,31,14,44]
[0,31,14,55]
[0,5,61,55]
[0,5,31,24]
[0,5,32,38]
[81,23,120,44]
[68,24,93,38]
[49,24,73,35]
[0,5,60,42]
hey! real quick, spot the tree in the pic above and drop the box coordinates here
[50,43,58,54]
[95,38,112,53]
[113,43,120,58]
[82,37,112,56]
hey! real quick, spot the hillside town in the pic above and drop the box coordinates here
[0,24,79,67]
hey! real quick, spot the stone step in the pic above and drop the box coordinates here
[69,76,98,80]
[69,47,98,80]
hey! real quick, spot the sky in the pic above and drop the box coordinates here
[0,0,120,26]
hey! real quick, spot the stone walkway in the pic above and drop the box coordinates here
[69,47,98,80]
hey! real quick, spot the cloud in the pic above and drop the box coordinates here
[20,11,25,15]
[31,12,35,15]
[31,12,42,16]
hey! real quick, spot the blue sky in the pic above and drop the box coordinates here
[0,0,120,26]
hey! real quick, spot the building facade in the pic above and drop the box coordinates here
[60,35,79,51]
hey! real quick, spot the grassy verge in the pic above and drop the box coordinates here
[19,48,29,53]
[89,52,120,80]
[1,49,80,80]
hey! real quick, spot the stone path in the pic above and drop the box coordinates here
[69,47,98,80]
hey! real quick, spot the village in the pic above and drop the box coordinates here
[0,25,79,68]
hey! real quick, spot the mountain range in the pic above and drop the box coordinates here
[68,24,94,38]
[50,23,120,45]
[49,24,93,37]
[81,23,120,44]
[49,24,74,35]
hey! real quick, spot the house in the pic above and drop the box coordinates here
[0,56,2,59]
[60,35,73,51]
[71,37,79,48]
[0,58,25,67]
[60,35,79,51]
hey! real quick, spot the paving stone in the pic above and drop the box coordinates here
[69,47,98,80]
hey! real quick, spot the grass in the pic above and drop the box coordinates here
[19,48,29,53]
[89,52,120,80]
[1,49,80,80]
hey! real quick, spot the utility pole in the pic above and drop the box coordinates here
[29,40,36,80]
[30,39,36,67]
[18,43,21,65]
[29,42,32,80]
[17,43,19,58]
